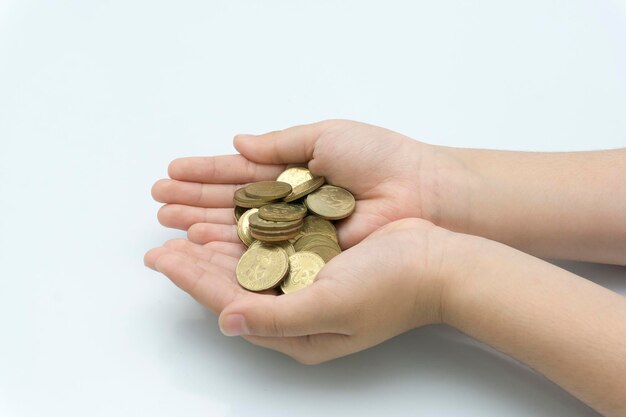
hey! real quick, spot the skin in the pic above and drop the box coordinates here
[146,120,626,416]
[152,119,626,264]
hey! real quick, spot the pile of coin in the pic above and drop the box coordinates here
[234,167,355,294]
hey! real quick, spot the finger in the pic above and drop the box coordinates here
[154,252,241,314]
[145,246,223,272]
[188,223,240,245]
[218,281,349,337]
[163,239,238,271]
[152,179,238,208]
[233,121,328,164]
[168,154,285,183]
[242,333,353,365]
[204,241,246,258]
[146,245,280,295]
[158,205,235,230]
[144,246,169,270]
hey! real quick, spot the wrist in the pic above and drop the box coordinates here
[416,143,481,235]
[401,219,488,328]
[435,230,501,328]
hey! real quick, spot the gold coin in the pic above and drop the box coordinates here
[259,202,307,222]
[249,240,296,256]
[236,208,258,247]
[294,233,341,253]
[250,226,302,242]
[236,243,289,291]
[280,251,325,294]
[306,185,355,220]
[276,167,314,189]
[245,181,292,200]
[288,231,305,244]
[234,206,247,222]
[283,176,325,203]
[301,215,338,241]
[305,245,340,263]
[234,188,269,208]
[249,212,303,231]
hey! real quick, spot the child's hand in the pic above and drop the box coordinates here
[152,121,626,265]
[144,218,459,364]
[152,120,436,249]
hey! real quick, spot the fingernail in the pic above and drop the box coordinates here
[220,314,249,336]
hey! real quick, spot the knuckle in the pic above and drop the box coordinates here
[196,184,207,205]
[267,310,284,337]
[205,158,218,180]
[242,158,258,181]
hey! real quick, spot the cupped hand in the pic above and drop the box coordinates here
[144,218,458,364]
[151,120,435,249]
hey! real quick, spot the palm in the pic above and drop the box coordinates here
[307,123,422,246]
[144,218,442,364]
[152,120,426,248]
[144,239,280,315]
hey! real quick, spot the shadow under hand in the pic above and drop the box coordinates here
[155,306,598,417]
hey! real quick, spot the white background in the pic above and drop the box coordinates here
[1,1,625,416]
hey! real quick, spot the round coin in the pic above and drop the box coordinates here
[234,206,247,222]
[249,240,296,256]
[251,230,301,242]
[283,176,325,203]
[259,202,307,222]
[294,233,341,253]
[306,185,356,220]
[245,181,292,200]
[236,208,258,247]
[236,244,289,291]
[234,187,269,208]
[305,245,341,263]
[276,167,314,189]
[250,224,302,242]
[249,212,303,231]
[301,215,338,241]
[281,252,325,294]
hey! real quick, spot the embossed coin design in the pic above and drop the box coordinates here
[259,203,307,222]
[231,166,354,293]
[306,185,356,220]
[236,244,289,291]
[249,240,296,257]
[281,251,325,294]
[301,215,338,241]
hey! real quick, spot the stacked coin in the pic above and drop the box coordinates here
[234,167,356,294]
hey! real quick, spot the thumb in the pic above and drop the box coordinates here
[233,121,327,165]
[218,281,347,337]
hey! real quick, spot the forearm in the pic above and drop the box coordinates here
[443,235,626,416]
[423,146,626,264]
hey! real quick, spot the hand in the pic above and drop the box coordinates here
[144,218,460,364]
[152,120,440,249]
